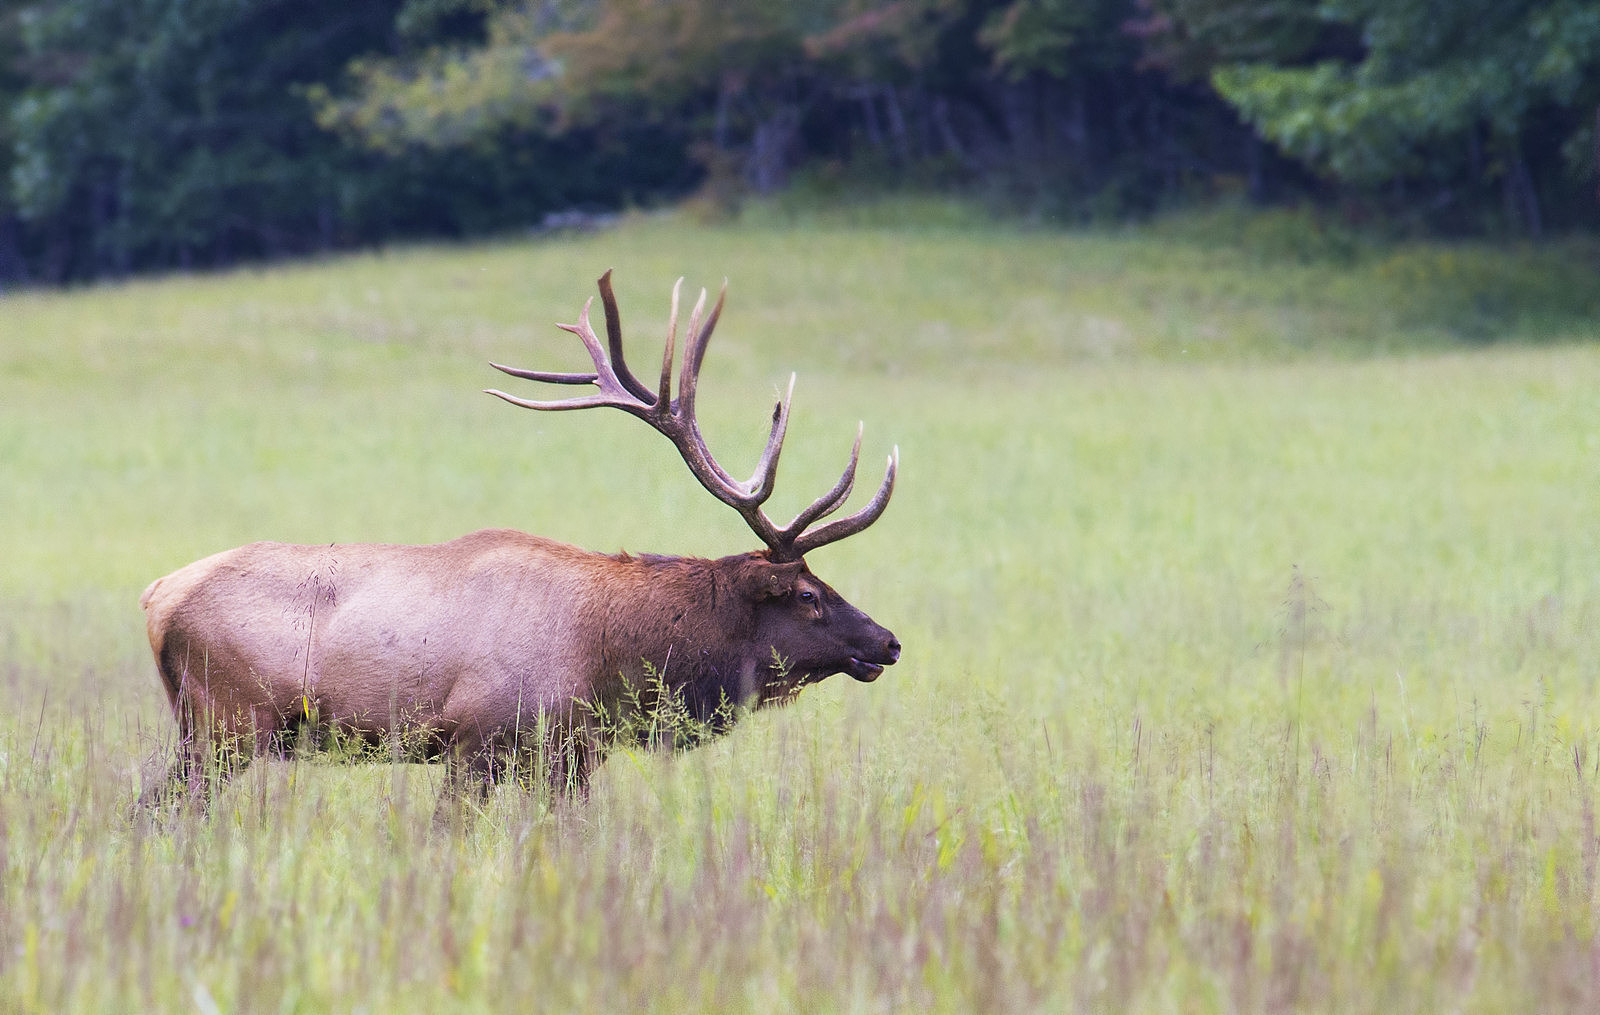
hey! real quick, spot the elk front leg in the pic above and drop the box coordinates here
[136,717,262,817]
[430,729,502,831]
[138,642,285,818]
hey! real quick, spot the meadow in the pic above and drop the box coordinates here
[2,205,1599,1011]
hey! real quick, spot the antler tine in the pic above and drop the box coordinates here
[687,281,727,382]
[670,282,751,490]
[780,421,863,537]
[559,298,608,370]
[677,281,730,426]
[487,362,598,385]
[677,286,711,421]
[741,373,794,504]
[483,388,644,414]
[486,291,657,417]
[788,446,898,559]
[597,268,656,404]
[656,278,682,412]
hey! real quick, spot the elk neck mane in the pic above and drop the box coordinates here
[593,548,773,702]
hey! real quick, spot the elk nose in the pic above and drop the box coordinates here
[885,635,901,663]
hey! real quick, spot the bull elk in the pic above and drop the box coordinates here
[138,270,900,815]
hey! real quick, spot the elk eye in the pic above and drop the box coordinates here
[798,590,816,604]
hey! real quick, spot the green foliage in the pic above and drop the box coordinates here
[0,0,26,216]
[979,0,1120,79]
[393,0,494,43]
[315,0,965,196]
[1212,1,1600,193]
[309,0,1295,226]
[3,0,691,280]
[1131,0,1329,81]
[585,662,745,754]
[309,1,583,153]
[11,0,409,272]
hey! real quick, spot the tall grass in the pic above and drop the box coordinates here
[2,209,1598,1011]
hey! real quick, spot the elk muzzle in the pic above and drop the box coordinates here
[843,628,901,683]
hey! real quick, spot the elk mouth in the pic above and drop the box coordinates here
[844,657,888,682]
[843,634,900,682]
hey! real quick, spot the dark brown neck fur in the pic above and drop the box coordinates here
[597,552,771,726]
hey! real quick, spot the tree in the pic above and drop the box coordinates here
[9,0,421,277]
[5,0,688,280]
[317,0,957,198]
[980,0,1120,79]
[1206,0,1600,232]
[318,0,1263,212]
[0,0,37,283]
[1128,0,1332,83]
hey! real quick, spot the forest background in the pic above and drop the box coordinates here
[3,0,1600,285]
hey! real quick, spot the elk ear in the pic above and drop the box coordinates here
[735,559,803,601]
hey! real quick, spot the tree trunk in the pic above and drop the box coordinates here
[0,216,26,290]
[1501,135,1543,238]
[930,97,972,169]
[319,199,335,251]
[1246,131,1264,202]
[883,85,910,165]
[1467,122,1483,186]
[746,106,799,195]
[854,85,883,150]
[997,79,1043,192]
[91,174,114,276]
[114,163,132,277]
[714,75,734,153]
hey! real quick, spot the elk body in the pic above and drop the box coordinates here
[139,272,900,814]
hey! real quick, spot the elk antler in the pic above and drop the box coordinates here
[486,270,897,562]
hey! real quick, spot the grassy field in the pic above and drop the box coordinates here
[3,207,1600,1011]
